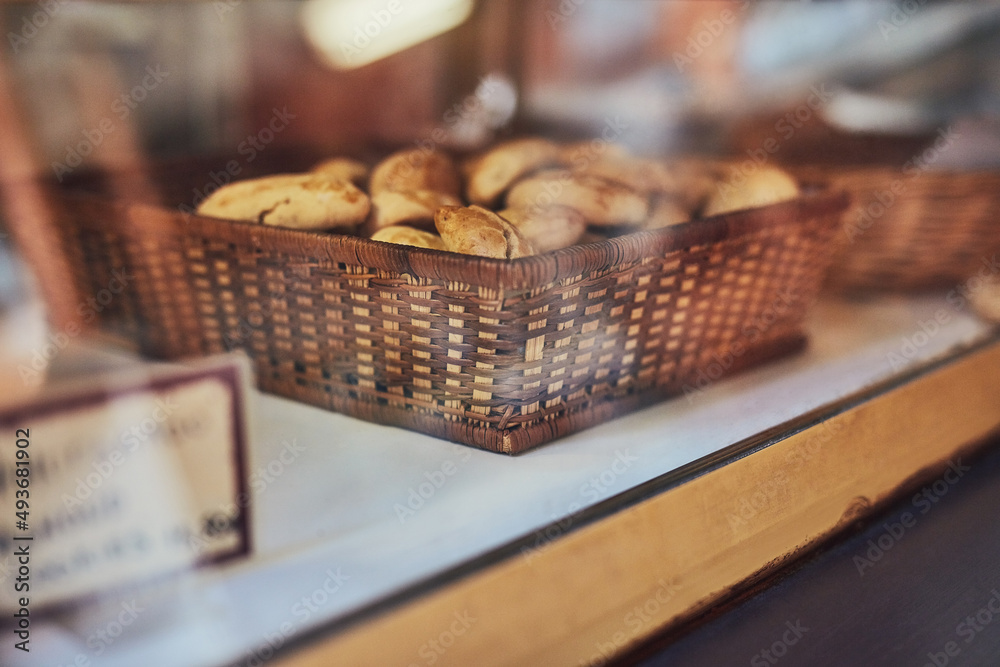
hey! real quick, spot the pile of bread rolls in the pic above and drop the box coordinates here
[196,137,801,259]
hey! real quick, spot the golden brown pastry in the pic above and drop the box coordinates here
[434,205,534,259]
[311,157,369,186]
[369,148,461,197]
[464,138,563,205]
[196,174,370,230]
[573,155,676,195]
[366,189,462,233]
[498,206,586,253]
[702,165,800,216]
[370,226,448,250]
[570,153,719,215]
[505,169,649,227]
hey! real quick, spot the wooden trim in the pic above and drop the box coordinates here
[269,337,1000,666]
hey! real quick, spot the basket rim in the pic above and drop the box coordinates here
[56,188,849,290]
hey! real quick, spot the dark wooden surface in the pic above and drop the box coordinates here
[618,437,1000,667]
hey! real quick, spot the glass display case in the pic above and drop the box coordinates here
[1,2,1000,665]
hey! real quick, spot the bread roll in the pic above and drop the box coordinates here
[196,174,369,230]
[667,162,721,214]
[311,157,369,186]
[573,155,676,195]
[464,138,563,205]
[435,205,534,259]
[703,165,800,216]
[367,189,462,233]
[370,226,447,250]
[506,169,649,227]
[498,206,586,252]
[370,148,461,197]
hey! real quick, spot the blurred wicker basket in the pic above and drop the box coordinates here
[796,166,1000,291]
[24,171,846,453]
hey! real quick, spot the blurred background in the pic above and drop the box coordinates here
[1,2,1000,662]
[3,0,1000,168]
[2,0,1000,387]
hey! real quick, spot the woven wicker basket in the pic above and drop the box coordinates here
[32,179,846,453]
[796,166,1000,292]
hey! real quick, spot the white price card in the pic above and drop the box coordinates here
[0,355,252,616]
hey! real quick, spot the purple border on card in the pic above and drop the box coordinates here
[0,358,252,615]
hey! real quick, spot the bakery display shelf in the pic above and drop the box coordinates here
[8,293,1000,667]
[31,182,846,453]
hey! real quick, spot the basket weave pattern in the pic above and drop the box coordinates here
[51,192,845,453]
[811,168,1000,291]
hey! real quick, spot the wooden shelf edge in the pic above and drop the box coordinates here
[273,339,1000,667]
